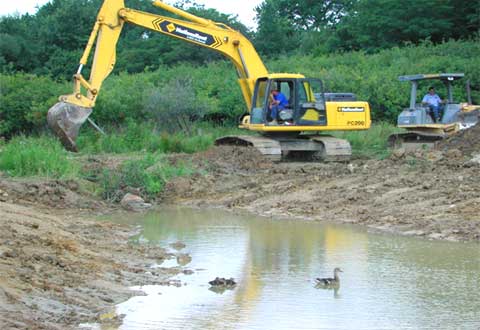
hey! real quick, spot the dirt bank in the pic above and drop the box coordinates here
[162,145,480,242]
[0,180,189,330]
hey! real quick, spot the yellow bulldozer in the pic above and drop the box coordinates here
[388,73,479,151]
[48,0,371,161]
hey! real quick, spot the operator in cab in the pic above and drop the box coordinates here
[422,86,444,123]
[268,89,289,125]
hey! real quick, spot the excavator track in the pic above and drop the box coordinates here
[387,131,446,151]
[215,135,351,162]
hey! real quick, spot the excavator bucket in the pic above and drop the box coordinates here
[47,102,92,152]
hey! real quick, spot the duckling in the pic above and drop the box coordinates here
[209,277,236,287]
[316,267,343,286]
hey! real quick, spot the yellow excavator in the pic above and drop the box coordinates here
[47,0,371,161]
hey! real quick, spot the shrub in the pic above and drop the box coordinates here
[2,40,478,137]
[76,121,245,154]
[144,77,208,134]
[99,154,195,201]
[0,73,68,136]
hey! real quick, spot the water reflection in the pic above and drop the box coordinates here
[106,207,479,330]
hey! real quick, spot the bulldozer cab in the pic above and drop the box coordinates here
[401,73,464,105]
[250,77,327,126]
[389,73,479,151]
[396,73,480,127]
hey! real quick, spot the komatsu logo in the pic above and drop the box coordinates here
[166,23,176,33]
[152,19,222,48]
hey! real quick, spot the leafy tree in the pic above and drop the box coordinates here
[254,0,300,56]
[448,0,480,39]
[271,0,356,30]
[334,0,478,52]
[0,0,250,77]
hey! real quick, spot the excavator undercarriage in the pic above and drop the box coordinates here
[215,135,351,162]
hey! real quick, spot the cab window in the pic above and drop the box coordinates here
[254,80,268,108]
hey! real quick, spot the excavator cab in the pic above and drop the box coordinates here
[242,75,370,134]
[248,77,327,127]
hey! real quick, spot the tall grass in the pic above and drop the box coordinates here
[0,136,80,178]
[0,134,197,199]
[332,122,402,159]
[76,120,247,154]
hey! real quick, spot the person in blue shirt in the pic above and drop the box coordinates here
[268,89,289,125]
[422,86,444,123]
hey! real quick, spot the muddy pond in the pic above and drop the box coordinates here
[90,207,479,330]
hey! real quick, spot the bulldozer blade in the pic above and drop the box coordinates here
[47,102,92,152]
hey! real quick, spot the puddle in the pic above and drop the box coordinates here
[92,207,480,330]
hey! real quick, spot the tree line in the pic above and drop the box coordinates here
[1,0,478,79]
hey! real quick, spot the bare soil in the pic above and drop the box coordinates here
[0,179,188,329]
[436,121,480,155]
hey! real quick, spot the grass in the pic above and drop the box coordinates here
[332,122,402,159]
[76,121,247,154]
[75,120,399,159]
[0,135,80,178]
[0,133,197,201]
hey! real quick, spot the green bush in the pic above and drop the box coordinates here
[0,73,68,136]
[0,135,79,178]
[272,39,480,122]
[2,40,478,137]
[99,154,195,201]
[92,72,155,124]
[144,77,208,134]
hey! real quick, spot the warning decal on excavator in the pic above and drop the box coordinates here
[152,19,222,48]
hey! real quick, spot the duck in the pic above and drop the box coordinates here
[315,267,343,286]
[208,277,236,287]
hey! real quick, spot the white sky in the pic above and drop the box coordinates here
[0,0,263,28]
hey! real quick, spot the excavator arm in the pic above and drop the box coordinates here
[48,0,268,151]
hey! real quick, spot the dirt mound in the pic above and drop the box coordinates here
[193,146,274,174]
[0,178,103,209]
[0,202,177,329]
[436,123,480,155]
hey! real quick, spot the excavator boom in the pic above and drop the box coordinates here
[48,0,268,151]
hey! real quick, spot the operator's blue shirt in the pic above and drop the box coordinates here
[422,93,442,107]
[274,92,289,108]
